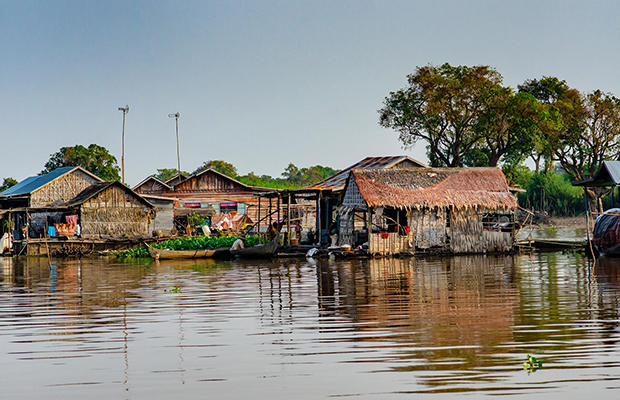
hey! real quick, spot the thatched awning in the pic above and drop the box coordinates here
[352,168,518,210]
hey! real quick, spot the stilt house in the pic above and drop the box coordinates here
[62,181,154,238]
[0,167,104,239]
[339,167,518,255]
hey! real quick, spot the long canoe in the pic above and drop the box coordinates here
[230,238,278,258]
[147,244,216,260]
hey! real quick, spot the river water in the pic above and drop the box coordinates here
[1,250,619,399]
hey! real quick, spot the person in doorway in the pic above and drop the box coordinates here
[295,220,302,241]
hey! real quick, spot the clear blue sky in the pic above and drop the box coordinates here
[2,0,620,185]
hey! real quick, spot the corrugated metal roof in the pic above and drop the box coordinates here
[0,167,77,197]
[573,161,620,187]
[304,156,427,191]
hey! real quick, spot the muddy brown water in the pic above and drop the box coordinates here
[1,251,619,399]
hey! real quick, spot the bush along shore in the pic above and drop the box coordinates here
[115,235,264,258]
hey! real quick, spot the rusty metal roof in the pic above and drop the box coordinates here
[304,156,428,191]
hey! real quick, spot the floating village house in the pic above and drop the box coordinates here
[256,156,429,244]
[134,168,274,232]
[0,167,104,239]
[338,167,518,255]
[0,167,155,247]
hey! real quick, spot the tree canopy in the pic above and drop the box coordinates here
[41,144,121,181]
[156,161,339,190]
[381,65,620,215]
[154,168,189,182]
[193,160,238,178]
[0,177,18,193]
[379,63,505,167]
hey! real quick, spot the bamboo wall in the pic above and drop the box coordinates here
[448,209,513,253]
[408,208,446,249]
[79,186,150,238]
[30,170,100,207]
[369,231,415,256]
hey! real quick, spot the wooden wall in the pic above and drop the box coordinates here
[30,170,100,207]
[134,179,169,195]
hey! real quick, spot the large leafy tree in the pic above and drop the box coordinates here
[520,77,620,212]
[41,144,120,181]
[0,177,18,193]
[472,90,545,168]
[555,90,620,183]
[518,77,578,173]
[379,63,504,167]
[193,160,238,178]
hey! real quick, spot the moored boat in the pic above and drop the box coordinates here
[592,208,620,255]
[147,244,216,260]
[230,237,278,258]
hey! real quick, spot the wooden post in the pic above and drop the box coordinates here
[287,192,291,246]
[317,190,322,245]
[257,196,261,238]
[277,195,280,225]
[269,197,272,226]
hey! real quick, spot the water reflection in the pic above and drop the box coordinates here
[1,254,620,398]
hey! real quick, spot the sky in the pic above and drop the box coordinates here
[2,0,620,186]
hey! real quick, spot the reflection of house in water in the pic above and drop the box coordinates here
[316,257,520,368]
[339,167,518,255]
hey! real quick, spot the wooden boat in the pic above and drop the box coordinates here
[230,238,278,258]
[593,208,620,255]
[146,244,216,260]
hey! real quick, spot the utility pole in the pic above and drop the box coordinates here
[168,112,181,177]
[118,105,129,184]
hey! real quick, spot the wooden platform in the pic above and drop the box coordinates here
[14,237,167,256]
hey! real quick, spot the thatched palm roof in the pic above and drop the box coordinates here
[351,168,517,210]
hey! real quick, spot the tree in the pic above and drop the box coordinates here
[193,160,238,178]
[41,144,121,181]
[517,77,577,173]
[0,177,18,193]
[472,90,545,168]
[154,168,189,182]
[379,63,504,167]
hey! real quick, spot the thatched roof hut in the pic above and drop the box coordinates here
[340,167,517,255]
[345,167,517,211]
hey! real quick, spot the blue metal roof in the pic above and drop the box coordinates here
[0,167,77,197]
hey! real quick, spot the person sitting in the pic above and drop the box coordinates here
[231,235,246,251]
[268,222,278,241]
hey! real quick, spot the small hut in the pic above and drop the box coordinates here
[339,167,518,255]
[62,181,155,239]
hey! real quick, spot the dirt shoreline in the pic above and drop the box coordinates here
[541,215,587,228]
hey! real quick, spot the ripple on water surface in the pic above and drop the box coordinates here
[1,253,620,399]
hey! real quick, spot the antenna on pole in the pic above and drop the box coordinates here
[118,105,129,184]
[168,112,181,178]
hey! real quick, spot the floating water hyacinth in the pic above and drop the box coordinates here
[523,355,542,373]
